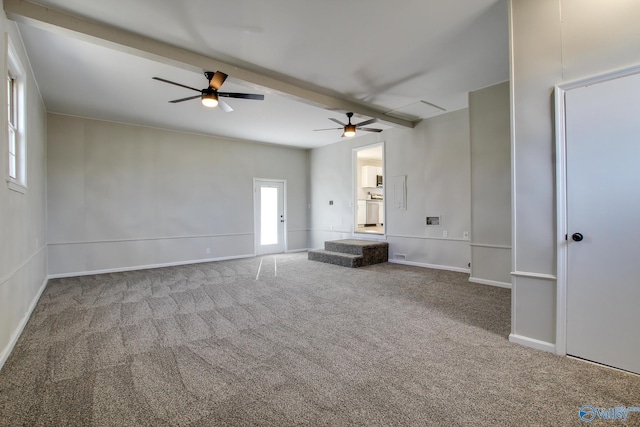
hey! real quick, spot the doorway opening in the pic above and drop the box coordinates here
[353,143,385,236]
[254,179,286,255]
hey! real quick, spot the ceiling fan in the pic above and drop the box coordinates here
[314,112,382,137]
[152,71,264,112]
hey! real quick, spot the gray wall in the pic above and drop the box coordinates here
[310,109,472,271]
[469,82,511,287]
[0,20,48,368]
[47,114,309,276]
[510,0,640,348]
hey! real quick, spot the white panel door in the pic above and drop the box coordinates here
[255,180,285,255]
[565,72,640,374]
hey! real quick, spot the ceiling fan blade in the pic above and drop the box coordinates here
[209,71,228,90]
[329,117,346,126]
[355,118,378,128]
[359,127,383,133]
[169,94,202,103]
[153,77,201,92]
[218,99,234,113]
[218,92,265,100]
[313,127,343,131]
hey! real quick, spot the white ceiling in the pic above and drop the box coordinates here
[11,0,509,149]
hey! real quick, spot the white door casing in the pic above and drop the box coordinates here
[352,143,385,236]
[254,179,286,255]
[556,66,640,374]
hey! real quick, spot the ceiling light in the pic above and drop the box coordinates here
[201,91,219,108]
[344,124,356,137]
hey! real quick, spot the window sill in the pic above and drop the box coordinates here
[6,179,27,194]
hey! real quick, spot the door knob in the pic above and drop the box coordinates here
[572,233,584,242]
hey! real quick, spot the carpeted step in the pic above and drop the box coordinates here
[325,239,388,265]
[308,249,364,268]
[308,239,389,268]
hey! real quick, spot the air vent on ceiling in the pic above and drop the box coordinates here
[385,100,446,121]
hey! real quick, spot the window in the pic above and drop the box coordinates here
[6,40,26,193]
[260,186,279,245]
[8,73,17,179]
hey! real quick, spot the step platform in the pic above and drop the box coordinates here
[308,239,389,268]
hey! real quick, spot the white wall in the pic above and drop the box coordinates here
[310,109,472,272]
[47,114,309,277]
[0,17,48,368]
[469,82,511,287]
[308,132,358,245]
[510,0,640,349]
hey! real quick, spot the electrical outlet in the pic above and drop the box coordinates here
[463,231,469,239]
[206,248,211,254]
[443,230,448,238]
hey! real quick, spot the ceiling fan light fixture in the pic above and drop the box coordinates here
[313,112,381,136]
[201,91,219,108]
[344,124,356,137]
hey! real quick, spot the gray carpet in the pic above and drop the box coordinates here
[0,253,638,426]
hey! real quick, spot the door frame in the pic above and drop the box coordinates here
[554,64,640,356]
[253,178,287,255]
[352,142,386,238]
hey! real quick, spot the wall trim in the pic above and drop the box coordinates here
[48,253,256,279]
[469,243,511,249]
[469,277,512,289]
[351,233,387,241]
[285,248,310,254]
[508,0,517,338]
[387,234,469,243]
[314,228,352,234]
[0,276,48,372]
[0,245,47,288]
[555,80,569,356]
[6,179,28,194]
[510,271,556,281]
[509,333,555,354]
[48,232,254,246]
[388,258,470,274]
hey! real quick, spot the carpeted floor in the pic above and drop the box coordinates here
[0,253,638,426]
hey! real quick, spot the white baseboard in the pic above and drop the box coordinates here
[387,259,470,274]
[285,248,310,253]
[469,277,512,289]
[0,276,48,372]
[47,254,256,279]
[509,333,556,353]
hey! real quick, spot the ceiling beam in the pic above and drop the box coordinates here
[4,0,415,129]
